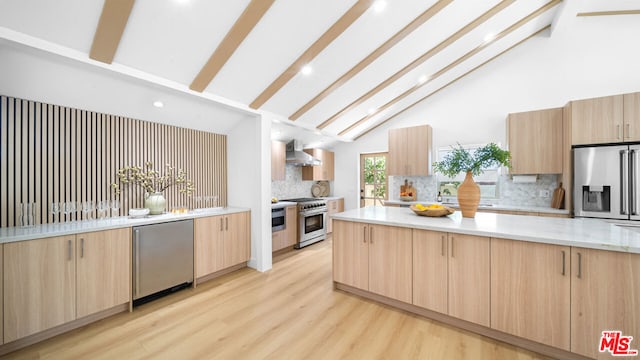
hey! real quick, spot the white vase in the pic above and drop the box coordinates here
[145,192,166,215]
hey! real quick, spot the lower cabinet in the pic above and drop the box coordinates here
[4,235,77,343]
[272,206,297,252]
[326,198,344,234]
[571,247,640,359]
[412,230,448,314]
[333,220,412,303]
[491,238,570,350]
[3,228,130,343]
[76,228,131,318]
[195,211,251,278]
[1,245,3,345]
[448,233,490,327]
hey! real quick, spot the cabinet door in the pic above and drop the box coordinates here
[387,127,406,176]
[4,236,76,342]
[571,95,624,145]
[491,239,570,350]
[413,230,448,313]
[508,108,563,174]
[271,141,286,181]
[195,216,225,277]
[76,229,131,318]
[272,230,286,252]
[224,211,251,267]
[332,220,368,290]
[406,125,431,176]
[327,200,336,234]
[368,224,412,303]
[624,92,640,141]
[1,245,3,345]
[571,248,640,359]
[284,205,297,247]
[448,233,490,326]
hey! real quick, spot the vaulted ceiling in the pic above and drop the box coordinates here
[1,0,638,144]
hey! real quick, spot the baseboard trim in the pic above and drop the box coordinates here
[334,283,590,360]
[0,303,129,356]
[195,262,247,287]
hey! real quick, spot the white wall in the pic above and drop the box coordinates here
[335,10,640,211]
[228,115,272,272]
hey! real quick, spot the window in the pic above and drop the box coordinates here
[436,144,500,200]
[360,153,387,207]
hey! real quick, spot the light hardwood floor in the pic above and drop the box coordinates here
[3,236,550,360]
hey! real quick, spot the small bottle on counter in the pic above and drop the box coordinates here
[437,191,442,202]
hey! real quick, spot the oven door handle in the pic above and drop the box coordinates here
[299,209,327,216]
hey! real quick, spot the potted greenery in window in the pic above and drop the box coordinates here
[433,143,510,218]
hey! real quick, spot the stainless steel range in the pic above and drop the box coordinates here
[281,198,327,248]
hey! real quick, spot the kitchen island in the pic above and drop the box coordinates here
[332,206,640,360]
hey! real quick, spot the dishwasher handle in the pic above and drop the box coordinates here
[134,229,140,299]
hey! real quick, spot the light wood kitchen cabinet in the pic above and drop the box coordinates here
[223,211,251,267]
[387,125,432,176]
[332,220,412,303]
[491,238,570,350]
[569,94,624,145]
[195,211,251,278]
[333,220,369,290]
[4,235,76,343]
[271,141,286,181]
[624,92,640,141]
[326,198,344,234]
[448,233,490,327]
[302,148,334,180]
[1,245,3,345]
[507,108,563,174]
[412,230,448,314]
[272,205,297,252]
[570,248,640,359]
[76,228,131,319]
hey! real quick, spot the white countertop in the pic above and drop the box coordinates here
[383,199,570,215]
[271,201,297,209]
[0,207,250,243]
[332,206,640,254]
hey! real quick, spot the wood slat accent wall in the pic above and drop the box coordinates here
[0,95,227,227]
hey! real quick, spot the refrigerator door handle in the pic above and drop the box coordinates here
[631,149,637,216]
[621,150,629,215]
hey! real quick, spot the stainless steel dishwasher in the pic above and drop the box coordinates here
[132,219,194,303]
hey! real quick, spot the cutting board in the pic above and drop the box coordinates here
[551,182,565,209]
[400,179,417,200]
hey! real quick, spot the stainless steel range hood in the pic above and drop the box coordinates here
[286,140,321,166]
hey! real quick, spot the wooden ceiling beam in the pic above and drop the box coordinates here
[353,28,555,141]
[89,0,136,64]
[289,0,454,121]
[316,0,515,130]
[340,0,560,137]
[249,0,375,110]
[577,10,640,17]
[190,0,275,92]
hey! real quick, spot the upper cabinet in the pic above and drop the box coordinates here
[387,125,432,176]
[569,94,624,145]
[271,141,286,181]
[624,92,640,142]
[507,108,563,174]
[302,149,334,181]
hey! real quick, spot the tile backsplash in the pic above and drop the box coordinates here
[389,174,559,207]
[271,164,333,199]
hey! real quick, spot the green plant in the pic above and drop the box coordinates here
[432,143,511,178]
[111,162,195,195]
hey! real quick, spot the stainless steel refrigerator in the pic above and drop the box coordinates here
[574,144,640,220]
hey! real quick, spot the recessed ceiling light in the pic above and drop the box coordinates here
[373,0,387,13]
[418,75,429,84]
[301,65,313,76]
[153,101,164,108]
[484,33,495,42]
[368,108,377,115]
